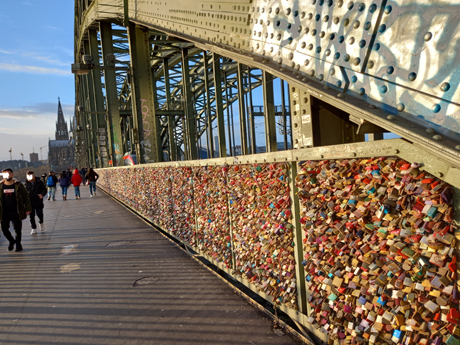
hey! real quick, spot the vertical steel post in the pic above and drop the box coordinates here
[212,53,227,158]
[263,71,278,153]
[128,23,163,164]
[224,72,233,156]
[83,40,97,167]
[163,58,177,161]
[181,48,197,160]
[247,68,256,153]
[281,79,288,150]
[88,29,107,168]
[289,162,308,315]
[203,51,214,158]
[237,63,248,156]
[100,22,123,166]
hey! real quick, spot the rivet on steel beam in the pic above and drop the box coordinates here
[440,82,450,92]
[433,135,443,141]
[426,128,436,134]
[437,172,444,178]
[337,93,345,98]
[395,149,400,154]
[455,145,460,151]
[320,155,324,159]
[424,32,432,41]
[387,115,396,121]
[369,104,376,109]
[352,153,357,157]
[397,103,405,112]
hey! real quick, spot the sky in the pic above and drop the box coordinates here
[0,1,75,161]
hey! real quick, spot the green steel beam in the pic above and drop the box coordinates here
[88,29,108,168]
[262,71,278,153]
[203,51,214,158]
[100,22,124,166]
[181,48,197,160]
[237,63,248,156]
[212,53,227,158]
[83,40,97,167]
[128,23,163,163]
[163,58,177,161]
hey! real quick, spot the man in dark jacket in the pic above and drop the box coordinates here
[0,168,32,252]
[25,171,47,235]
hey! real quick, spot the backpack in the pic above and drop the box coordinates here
[46,176,54,186]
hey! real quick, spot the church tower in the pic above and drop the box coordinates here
[55,97,69,140]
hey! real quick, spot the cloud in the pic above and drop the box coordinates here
[43,25,60,31]
[0,62,71,76]
[0,102,74,123]
[0,50,12,54]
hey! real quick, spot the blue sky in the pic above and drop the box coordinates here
[0,0,74,161]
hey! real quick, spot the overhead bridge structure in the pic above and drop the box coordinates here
[74,0,460,343]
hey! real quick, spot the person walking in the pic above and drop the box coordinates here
[41,173,47,185]
[25,171,47,235]
[58,171,71,201]
[46,171,58,201]
[71,169,83,199]
[85,168,99,197]
[0,168,32,252]
[66,168,73,180]
[80,167,87,185]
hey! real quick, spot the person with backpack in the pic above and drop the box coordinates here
[1,168,32,252]
[46,171,58,201]
[25,171,47,235]
[70,169,83,199]
[58,171,71,201]
[85,168,99,197]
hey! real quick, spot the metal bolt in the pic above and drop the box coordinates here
[387,115,396,121]
[426,128,435,134]
[437,172,444,178]
[433,134,443,141]
[395,149,400,154]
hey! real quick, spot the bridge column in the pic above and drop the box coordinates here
[88,29,108,168]
[237,63,248,156]
[163,58,177,161]
[128,23,163,164]
[181,48,197,160]
[203,51,214,159]
[212,53,227,158]
[262,71,278,153]
[77,81,91,168]
[83,40,97,167]
[100,22,123,166]
[79,72,95,168]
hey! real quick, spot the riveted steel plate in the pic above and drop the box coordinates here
[346,69,460,134]
[366,0,460,106]
[249,0,385,73]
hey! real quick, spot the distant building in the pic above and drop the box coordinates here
[30,152,39,163]
[48,98,75,170]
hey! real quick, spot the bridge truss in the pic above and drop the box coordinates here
[74,0,460,342]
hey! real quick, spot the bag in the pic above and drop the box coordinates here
[46,176,54,186]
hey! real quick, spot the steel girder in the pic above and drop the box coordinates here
[75,0,460,169]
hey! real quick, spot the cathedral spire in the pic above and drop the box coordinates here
[55,98,69,140]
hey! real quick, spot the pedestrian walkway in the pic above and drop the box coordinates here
[0,186,300,345]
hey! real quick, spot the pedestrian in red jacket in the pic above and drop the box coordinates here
[70,169,83,199]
